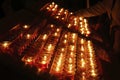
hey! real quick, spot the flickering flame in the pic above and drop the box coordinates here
[54,4,58,8]
[22,57,33,65]
[42,34,48,40]
[56,16,59,19]
[56,67,60,72]
[56,28,60,32]
[70,52,74,57]
[50,24,54,28]
[81,38,84,44]
[23,25,29,29]
[61,48,65,52]
[68,58,73,63]
[79,17,83,21]
[72,33,77,39]
[41,55,47,64]
[61,17,65,20]
[59,8,64,13]
[84,19,87,23]
[52,2,55,5]
[63,39,67,44]
[68,64,73,73]
[91,69,97,77]
[81,45,84,51]
[54,32,58,36]
[26,34,31,39]
[70,45,75,51]
[67,23,72,28]
[41,60,47,64]
[55,53,63,72]
[64,34,68,38]
[81,58,85,68]
[47,44,53,51]
[2,41,10,48]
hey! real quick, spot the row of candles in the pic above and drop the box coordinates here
[43,2,91,37]
[0,24,101,80]
[0,24,30,54]
[10,25,40,55]
[50,32,77,79]
[22,24,62,72]
[0,22,100,79]
[76,38,99,80]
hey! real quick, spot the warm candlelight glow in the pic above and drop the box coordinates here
[61,17,65,20]
[41,55,47,64]
[79,17,83,21]
[56,28,60,32]
[56,16,59,19]
[26,34,31,39]
[84,19,87,23]
[67,23,72,28]
[52,2,55,5]
[42,34,48,40]
[80,38,84,44]
[91,69,97,77]
[54,32,58,36]
[61,48,65,52]
[72,33,77,39]
[50,24,54,28]
[68,64,73,73]
[81,58,85,68]
[47,44,53,51]
[68,58,73,63]
[70,45,75,51]
[22,57,33,65]
[55,53,63,72]
[81,45,84,52]
[2,41,10,48]
[41,60,47,64]
[63,39,67,44]
[23,25,29,29]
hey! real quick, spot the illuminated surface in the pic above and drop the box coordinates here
[0,2,103,80]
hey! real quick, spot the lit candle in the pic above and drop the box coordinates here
[42,34,48,40]
[81,45,84,52]
[79,17,83,21]
[26,34,31,39]
[81,58,85,68]
[55,16,59,19]
[81,72,86,80]
[84,19,87,23]
[80,38,84,44]
[68,58,73,63]
[54,32,58,36]
[61,48,65,52]
[23,25,29,29]
[22,57,33,65]
[91,69,97,77]
[50,24,54,28]
[70,52,74,57]
[47,44,53,52]
[55,53,63,72]
[72,33,76,39]
[56,28,60,32]
[70,45,75,51]
[68,64,73,73]
[41,55,48,65]
[63,39,67,44]
[67,23,72,28]
[2,41,10,48]
[64,34,68,38]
